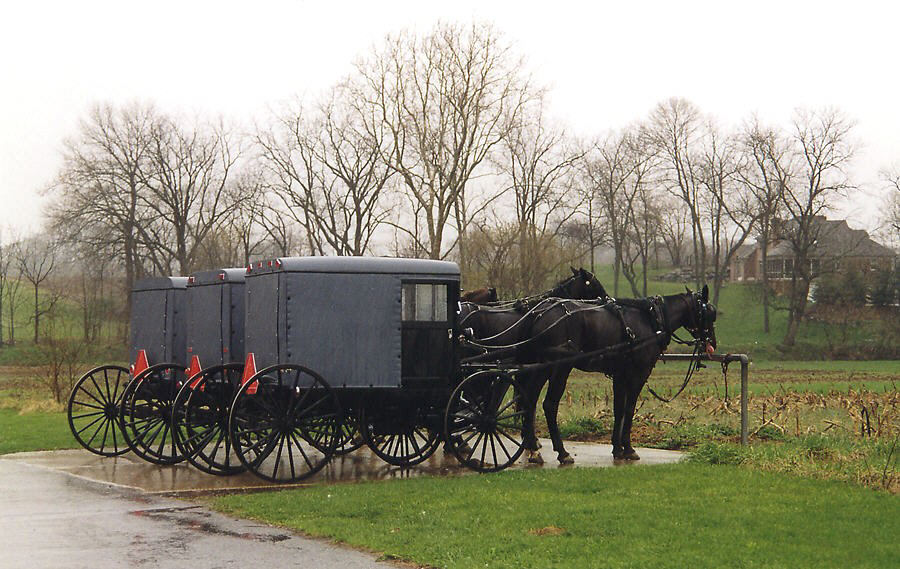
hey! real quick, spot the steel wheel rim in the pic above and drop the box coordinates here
[67,365,131,456]
[122,364,187,465]
[360,408,440,467]
[228,365,341,483]
[172,364,245,475]
[445,370,527,473]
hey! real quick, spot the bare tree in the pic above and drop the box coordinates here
[882,165,900,244]
[259,85,393,256]
[648,98,709,287]
[140,115,242,274]
[2,240,23,345]
[354,22,532,261]
[699,124,759,305]
[16,237,60,344]
[739,117,792,332]
[780,108,856,346]
[657,197,690,267]
[0,230,17,346]
[583,127,654,296]
[50,103,157,312]
[497,101,585,293]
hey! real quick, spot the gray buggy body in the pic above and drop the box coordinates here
[244,256,460,388]
[130,277,189,367]
[186,268,246,369]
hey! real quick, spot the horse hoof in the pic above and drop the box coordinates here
[527,451,544,465]
[622,450,641,461]
[612,449,624,460]
[558,454,575,465]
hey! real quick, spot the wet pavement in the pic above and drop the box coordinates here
[0,442,683,569]
[0,459,392,569]
[2,440,684,494]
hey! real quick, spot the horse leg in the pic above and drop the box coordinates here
[519,371,545,464]
[611,379,627,459]
[543,365,574,464]
[621,379,646,461]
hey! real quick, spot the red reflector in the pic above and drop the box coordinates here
[188,356,203,389]
[246,265,252,274]
[218,272,226,281]
[131,350,149,381]
[267,260,273,267]
[275,259,282,268]
[187,276,195,284]
[241,353,258,395]
[257,261,263,268]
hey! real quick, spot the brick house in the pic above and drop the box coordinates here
[728,216,896,283]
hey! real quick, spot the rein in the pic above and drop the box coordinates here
[463,291,712,404]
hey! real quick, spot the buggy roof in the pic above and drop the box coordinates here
[132,276,189,292]
[189,268,246,285]
[254,256,459,277]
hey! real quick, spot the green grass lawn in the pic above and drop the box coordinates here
[0,409,76,454]
[210,463,899,569]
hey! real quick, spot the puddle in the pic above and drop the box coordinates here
[3,441,684,495]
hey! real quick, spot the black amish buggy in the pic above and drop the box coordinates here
[68,276,188,460]
[67,257,532,483]
[170,268,247,474]
[229,256,506,482]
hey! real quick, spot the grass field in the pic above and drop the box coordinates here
[585,264,898,360]
[0,409,75,454]
[210,463,899,569]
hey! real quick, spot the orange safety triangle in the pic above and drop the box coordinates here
[241,353,258,395]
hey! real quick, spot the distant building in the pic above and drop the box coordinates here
[728,216,896,283]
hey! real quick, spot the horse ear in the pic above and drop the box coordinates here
[702,285,709,302]
[684,285,692,294]
[571,267,578,275]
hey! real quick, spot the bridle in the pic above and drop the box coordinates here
[672,291,715,348]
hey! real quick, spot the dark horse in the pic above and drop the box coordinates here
[458,268,609,458]
[459,268,608,349]
[460,287,498,304]
[521,286,717,462]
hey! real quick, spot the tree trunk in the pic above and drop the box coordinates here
[760,239,770,333]
[33,283,39,344]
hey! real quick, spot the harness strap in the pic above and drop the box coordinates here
[605,302,636,343]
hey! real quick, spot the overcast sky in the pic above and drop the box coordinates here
[1,0,897,238]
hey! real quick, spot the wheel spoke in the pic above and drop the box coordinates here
[76,414,105,436]
[98,417,111,452]
[271,433,286,479]
[72,400,106,412]
[87,375,109,405]
[467,432,484,462]
[84,417,108,446]
[290,430,316,471]
[494,431,513,462]
[489,432,499,466]
[71,410,105,420]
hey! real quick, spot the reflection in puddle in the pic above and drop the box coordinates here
[5,441,683,494]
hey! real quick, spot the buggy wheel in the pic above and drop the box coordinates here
[444,370,527,472]
[120,364,188,465]
[228,364,341,483]
[334,411,365,456]
[360,407,440,467]
[172,364,246,476]
[67,365,131,456]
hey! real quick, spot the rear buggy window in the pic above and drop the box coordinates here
[402,283,448,322]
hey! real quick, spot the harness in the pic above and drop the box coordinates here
[461,292,714,404]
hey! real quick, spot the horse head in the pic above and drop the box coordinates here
[461,287,498,304]
[682,285,717,353]
[560,267,609,300]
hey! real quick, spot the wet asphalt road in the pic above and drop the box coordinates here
[0,459,390,569]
